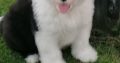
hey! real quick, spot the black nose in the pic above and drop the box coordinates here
[61,0,67,2]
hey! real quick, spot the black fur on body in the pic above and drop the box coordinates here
[1,0,38,58]
[0,0,120,58]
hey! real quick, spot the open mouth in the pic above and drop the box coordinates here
[58,3,70,13]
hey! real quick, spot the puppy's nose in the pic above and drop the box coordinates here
[61,0,67,2]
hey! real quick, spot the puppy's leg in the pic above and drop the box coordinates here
[35,32,66,63]
[71,24,98,63]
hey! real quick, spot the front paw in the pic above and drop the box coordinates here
[72,46,98,63]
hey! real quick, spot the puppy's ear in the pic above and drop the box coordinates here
[107,0,119,20]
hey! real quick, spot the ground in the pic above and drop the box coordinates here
[0,0,120,63]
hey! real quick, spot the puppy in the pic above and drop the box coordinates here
[0,0,98,63]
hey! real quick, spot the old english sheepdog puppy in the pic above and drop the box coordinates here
[0,0,98,63]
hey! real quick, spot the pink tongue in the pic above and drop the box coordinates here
[59,4,70,13]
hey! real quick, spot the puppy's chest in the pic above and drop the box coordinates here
[36,15,82,35]
[56,16,80,44]
[35,14,81,47]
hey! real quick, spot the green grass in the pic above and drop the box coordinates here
[0,0,120,63]
[0,0,15,16]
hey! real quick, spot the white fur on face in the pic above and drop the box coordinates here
[53,0,85,6]
[54,0,76,4]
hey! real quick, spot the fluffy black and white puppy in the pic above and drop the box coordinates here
[0,0,98,63]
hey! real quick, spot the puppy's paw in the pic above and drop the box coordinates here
[72,46,98,63]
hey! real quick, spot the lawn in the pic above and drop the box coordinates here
[0,0,120,63]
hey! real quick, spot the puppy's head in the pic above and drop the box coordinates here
[51,0,83,13]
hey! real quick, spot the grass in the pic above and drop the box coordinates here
[0,0,120,63]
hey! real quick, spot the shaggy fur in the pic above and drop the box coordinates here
[2,0,38,58]
[1,0,119,63]
[32,0,97,63]
[1,0,98,63]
